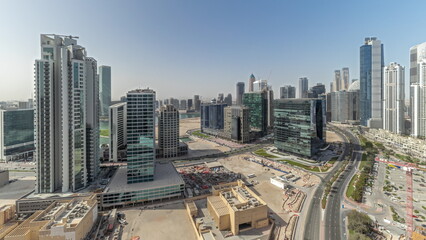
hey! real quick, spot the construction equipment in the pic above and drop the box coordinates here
[375,156,425,239]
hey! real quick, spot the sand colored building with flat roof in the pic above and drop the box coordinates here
[207,180,268,235]
[0,205,18,240]
[4,195,97,240]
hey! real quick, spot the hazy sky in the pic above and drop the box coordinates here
[1,0,425,101]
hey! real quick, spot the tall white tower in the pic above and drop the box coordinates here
[383,62,405,134]
[35,34,99,193]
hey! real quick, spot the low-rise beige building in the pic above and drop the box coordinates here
[4,195,97,240]
[207,180,268,235]
[0,205,18,240]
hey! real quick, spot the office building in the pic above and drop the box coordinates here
[126,89,156,184]
[201,102,228,132]
[158,105,179,158]
[412,60,426,137]
[274,99,326,158]
[109,102,127,162]
[218,93,224,103]
[180,99,187,110]
[382,63,405,134]
[99,65,111,117]
[266,88,274,128]
[187,99,193,110]
[248,74,256,92]
[224,93,232,106]
[342,67,350,90]
[280,85,296,99]
[242,92,267,135]
[194,95,201,112]
[35,34,99,193]
[298,77,309,98]
[330,90,360,123]
[308,83,326,98]
[253,79,268,92]
[236,82,245,105]
[0,109,34,162]
[360,37,384,128]
[223,106,250,143]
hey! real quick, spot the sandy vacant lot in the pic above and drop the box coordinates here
[121,202,197,240]
[326,130,343,143]
[180,117,200,136]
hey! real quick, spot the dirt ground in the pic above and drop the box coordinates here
[121,202,197,240]
[179,117,200,136]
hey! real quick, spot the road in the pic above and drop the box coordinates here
[324,126,362,240]
[303,125,362,240]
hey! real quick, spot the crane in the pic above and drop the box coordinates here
[374,156,425,239]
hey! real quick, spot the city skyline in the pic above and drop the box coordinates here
[1,1,426,101]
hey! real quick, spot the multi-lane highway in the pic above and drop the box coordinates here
[303,125,362,240]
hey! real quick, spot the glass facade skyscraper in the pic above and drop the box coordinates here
[360,37,384,127]
[0,109,35,162]
[126,89,156,183]
[99,65,111,117]
[200,102,227,131]
[274,99,325,158]
[242,91,267,134]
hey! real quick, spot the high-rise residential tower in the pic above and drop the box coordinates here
[109,102,127,162]
[99,65,111,117]
[412,60,426,137]
[158,105,179,158]
[333,70,341,92]
[280,85,296,99]
[236,82,245,105]
[35,34,99,193]
[342,67,350,90]
[126,89,156,184]
[298,77,309,98]
[410,42,426,123]
[383,63,405,134]
[248,74,256,92]
[360,37,384,128]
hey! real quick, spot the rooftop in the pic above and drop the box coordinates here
[106,162,184,193]
[127,88,155,94]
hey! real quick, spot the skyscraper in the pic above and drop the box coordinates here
[217,93,224,103]
[253,79,268,92]
[280,85,296,99]
[99,65,111,117]
[224,93,232,106]
[0,109,34,162]
[308,83,326,98]
[158,105,179,158]
[224,106,250,143]
[248,74,256,92]
[179,99,187,110]
[383,63,405,134]
[412,60,426,137]
[85,58,100,182]
[109,102,127,162]
[126,89,156,184]
[236,82,245,105]
[342,67,350,90]
[194,95,201,112]
[410,42,426,123]
[333,70,341,92]
[298,77,309,98]
[274,99,326,158]
[330,81,360,123]
[360,37,384,128]
[35,34,99,193]
[242,91,267,135]
[187,99,193,110]
[201,102,227,131]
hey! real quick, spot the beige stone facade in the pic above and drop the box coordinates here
[4,195,97,240]
[207,180,268,235]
